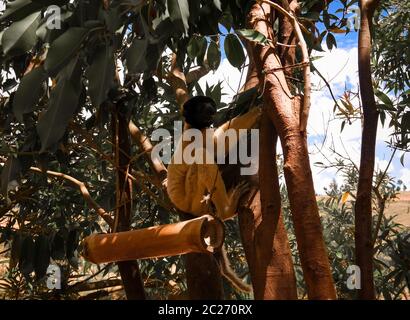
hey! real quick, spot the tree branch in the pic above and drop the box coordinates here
[28,167,114,228]
[128,120,168,188]
[261,0,311,132]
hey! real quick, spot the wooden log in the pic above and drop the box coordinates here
[82,215,225,264]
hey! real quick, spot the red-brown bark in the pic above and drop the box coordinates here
[247,2,336,299]
[354,0,380,300]
[224,43,297,299]
[112,106,146,300]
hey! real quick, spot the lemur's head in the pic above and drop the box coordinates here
[182,96,217,129]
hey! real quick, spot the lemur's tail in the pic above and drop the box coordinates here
[215,247,252,293]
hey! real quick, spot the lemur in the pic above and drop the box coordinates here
[167,96,260,292]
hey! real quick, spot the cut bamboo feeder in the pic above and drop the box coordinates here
[82,215,224,264]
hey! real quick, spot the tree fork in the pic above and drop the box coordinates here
[225,43,297,299]
[247,2,336,299]
[111,102,146,300]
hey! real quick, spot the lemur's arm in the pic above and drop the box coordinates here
[213,107,261,156]
[214,107,261,141]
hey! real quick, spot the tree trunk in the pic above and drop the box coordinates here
[112,105,146,300]
[237,114,297,299]
[222,43,297,299]
[354,0,380,300]
[247,2,336,299]
[180,213,224,299]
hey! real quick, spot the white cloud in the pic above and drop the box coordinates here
[198,58,248,103]
[399,168,410,187]
[199,46,404,194]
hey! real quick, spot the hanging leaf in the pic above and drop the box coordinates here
[206,40,221,70]
[220,12,233,31]
[0,0,67,23]
[187,36,200,59]
[44,27,89,76]
[375,90,393,107]
[224,33,245,69]
[194,82,204,96]
[51,232,66,261]
[86,46,115,108]
[0,157,21,202]
[126,37,149,73]
[66,228,79,268]
[37,59,82,152]
[9,233,22,269]
[236,29,268,45]
[167,0,190,33]
[341,120,346,132]
[2,11,41,56]
[19,236,35,276]
[34,235,51,280]
[196,36,208,66]
[326,33,337,50]
[13,66,48,121]
[380,110,386,126]
[213,0,222,11]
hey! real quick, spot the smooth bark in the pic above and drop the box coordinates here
[354,0,380,300]
[112,106,146,300]
[247,2,336,299]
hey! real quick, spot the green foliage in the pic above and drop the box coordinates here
[2,11,40,56]
[85,45,115,108]
[224,33,245,69]
[235,29,268,45]
[0,0,408,300]
[13,66,48,122]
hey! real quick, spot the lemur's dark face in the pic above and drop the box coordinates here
[183,96,217,129]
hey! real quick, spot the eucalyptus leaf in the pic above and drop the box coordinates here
[2,11,41,56]
[224,33,245,69]
[326,33,337,50]
[126,38,149,73]
[37,59,82,152]
[34,235,51,280]
[10,233,22,269]
[51,232,66,260]
[206,40,221,70]
[167,0,190,33]
[86,45,115,108]
[0,0,68,23]
[19,236,35,276]
[13,66,48,121]
[44,27,89,76]
[236,29,268,45]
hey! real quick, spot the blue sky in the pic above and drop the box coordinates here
[199,8,409,194]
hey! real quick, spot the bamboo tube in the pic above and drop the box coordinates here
[82,215,225,264]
